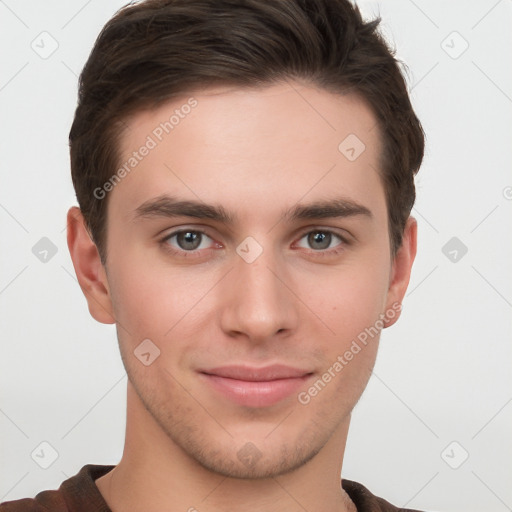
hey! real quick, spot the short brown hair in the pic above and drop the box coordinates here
[69,0,425,263]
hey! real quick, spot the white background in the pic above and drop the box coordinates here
[1,1,511,510]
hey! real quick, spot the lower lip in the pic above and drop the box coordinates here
[200,373,313,408]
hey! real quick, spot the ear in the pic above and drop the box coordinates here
[66,206,115,324]
[383,216,417,328]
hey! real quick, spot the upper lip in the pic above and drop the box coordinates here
[200,364,312,382]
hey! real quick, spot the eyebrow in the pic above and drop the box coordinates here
[284,198,372,222]
[133,194,372,224]
[134,196,234,223]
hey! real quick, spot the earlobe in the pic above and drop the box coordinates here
[66,206,115,324]
[383,217,417,328]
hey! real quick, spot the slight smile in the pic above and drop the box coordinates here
[199,364,315,408]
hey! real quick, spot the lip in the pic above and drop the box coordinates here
[199,364,314,407]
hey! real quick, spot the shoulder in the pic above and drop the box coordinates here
[0,465,114,512]
[0,490,65,512]
[342,479,426,512]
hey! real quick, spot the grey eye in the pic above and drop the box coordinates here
[166,230,213,251]
[295,230,344,252]
[307,231,332,250]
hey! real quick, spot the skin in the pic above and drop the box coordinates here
[67,81,417,512]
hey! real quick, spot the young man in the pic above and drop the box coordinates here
[1,0,426,510]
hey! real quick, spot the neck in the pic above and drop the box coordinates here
[96,382,356,512]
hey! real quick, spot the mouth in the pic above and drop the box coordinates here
[198,364,314,408]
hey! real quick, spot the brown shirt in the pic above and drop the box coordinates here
[0,465,424,511]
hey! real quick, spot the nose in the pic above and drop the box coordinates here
[219,246,299,344]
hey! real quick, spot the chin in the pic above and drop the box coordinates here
[188,438,323,480]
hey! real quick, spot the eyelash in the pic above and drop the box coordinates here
[160,228,350,259]
[160,229,219,259]
[293,230,348,258]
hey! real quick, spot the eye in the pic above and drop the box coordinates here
[164,230,215,252]
[295,230,344,251]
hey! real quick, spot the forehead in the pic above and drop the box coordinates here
[111,82,385,225]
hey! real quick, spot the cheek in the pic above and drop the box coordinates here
[108,266,211,396]
[301,260,390,341]
[107,255,219,347]
[296,269,387,410]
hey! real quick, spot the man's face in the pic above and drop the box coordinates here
[96,82,409,478]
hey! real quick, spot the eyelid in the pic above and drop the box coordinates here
[290,227,352,260]
[298,233,338,248]
[293,226,352,244]
[153,218,236,239]
[157,229,219,264]
[162,228,218,248]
